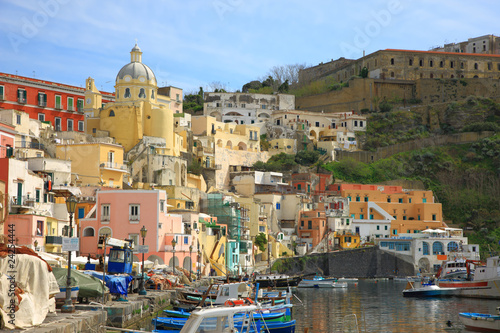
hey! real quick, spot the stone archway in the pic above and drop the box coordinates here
[418,257,430,273]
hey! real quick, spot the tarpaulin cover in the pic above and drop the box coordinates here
[0,253,59,329]
[51,267,108,298]
[83,271,132,296]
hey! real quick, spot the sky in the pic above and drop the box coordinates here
[0,0,499,94]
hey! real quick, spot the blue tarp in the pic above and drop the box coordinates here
[83,271,133,296]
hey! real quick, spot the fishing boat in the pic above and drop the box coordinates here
[298,276,347,288]
[459,307,500,332]
[154,304,296,333]
[437,256,500,299]
[253,274,302,289]
[402,281,457,297]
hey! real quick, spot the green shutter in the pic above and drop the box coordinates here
[55,96,61,108]
[0,86,4,99]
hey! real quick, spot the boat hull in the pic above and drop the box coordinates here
[298,280,347,288]
[459,313,500,332]
[437,278,500,299]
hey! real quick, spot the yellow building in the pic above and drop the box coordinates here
[55,142,127,188]
[84,44,180,156]
[334,230,360,250]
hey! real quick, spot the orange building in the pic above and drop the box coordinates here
[298,209,328,248]
[338,184,446,236]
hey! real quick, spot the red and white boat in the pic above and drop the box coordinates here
[437,256,500,299]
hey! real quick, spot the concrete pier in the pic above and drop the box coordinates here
[15,290,176,333]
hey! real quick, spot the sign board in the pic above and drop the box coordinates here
[62,237,79,251]
[135,245,149,254]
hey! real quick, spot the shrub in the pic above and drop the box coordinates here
[462,122,500,133]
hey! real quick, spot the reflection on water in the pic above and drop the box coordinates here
[291,280,499,333]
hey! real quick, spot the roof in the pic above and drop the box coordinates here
[385,49,500,58]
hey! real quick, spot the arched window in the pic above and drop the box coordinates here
[151,90,155,99]
[109,110,115,117]
[83,227,95,237]
[447,241,459,252]
[139,88,146,98]
[422,242,429,255]
[432,241,444,255]
[390,58,394,65]
[124,88,131,98]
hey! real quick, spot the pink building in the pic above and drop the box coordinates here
[79,189,194,269]
[0,121,15,158]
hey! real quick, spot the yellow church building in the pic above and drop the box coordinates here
[84,44,180,156]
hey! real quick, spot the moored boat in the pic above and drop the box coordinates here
[253,274,302,289]
[298,276,347,288]
[402,281,457,297]
[459,307,500,332]
[437,256,500,299]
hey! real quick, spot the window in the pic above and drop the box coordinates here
[419,59,423,66]
[35,189,40,203]
[377,225,380,230]
[385,225,388,230]
[176,93,180,101]
[101,204,110,221]
[488,63,492,70]
[67,119,73,131]
[77,99,84,112]
[128,234,139,247]
[387,198,391,203]
[36,220,44,236]
[83,227,95,237]
[447,241,459,252]
[370,214,374,220]
[403,216,407,220]
[17,89,27,103]
[409,198,412,203]
[364,196,368,202]
[450,61,454,68]
[409,59,413,66]
[432,242,444,255]
[160,200,165,212]
[0,86,4,99]
[422,198,427,203]
[474,63,478,70]
[124,88,131,98]
[308,221,312,229]
[276,203,281,210]
[38,92,47,107]
[393,229,397,235]
[359,214,364,219]
[389,242,395,249]
[55,95,62,109]
[67,97,74,111]
[38,113,45,122]
[78,121,84,132]
[432,214,436,221]
[77,207,85,219]
[241,104,246,108]
[109,110,115,117]
[398,198,403,203]
[139,88,146,98]
[417,215,421,220]
[390,58,394,65]
[356,196,360,202]
[315,121,320,127]
[129,204,140,221]
[261,105,267,109]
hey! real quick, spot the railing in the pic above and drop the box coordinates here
[38,101,47,107]
[18,97,26,103]
[45,236,63,245]
[15,141,45,150]
[99,162,128,171]
[11,196,36,207]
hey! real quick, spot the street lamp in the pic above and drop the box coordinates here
[61,195,77,313]
[171,238,177,271]
[139,225,147,296]
[189,244,193,279]
[197,249,201,279]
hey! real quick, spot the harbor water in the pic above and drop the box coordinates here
[291,279,499,333]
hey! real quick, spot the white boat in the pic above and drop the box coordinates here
[459,307,500,332]
[437,256,500,299]
[298,276,347,288]
[402,281,457,297]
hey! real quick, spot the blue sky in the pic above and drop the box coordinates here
[0,0,498,94]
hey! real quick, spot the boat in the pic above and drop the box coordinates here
[154,304,296,333]
[253,274,302,289]
[459,307,500,332]
[438,258,475,280]
[298,276,348,288]
[402,281,457,297]
[437,256,500,299]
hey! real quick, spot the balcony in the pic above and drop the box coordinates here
[45,236,62,245]
[99,162,128,172]
[15,141,45,150]
[38,101,47,107]
[11,196,37,207]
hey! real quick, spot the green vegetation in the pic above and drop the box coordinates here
[289,77,349,97]
[324,135,500,258]
[253,150,320,172]
[254,233,268,252]
[183,87,204,113]
[187,159,203,175]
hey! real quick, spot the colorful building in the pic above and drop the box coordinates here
[79,189,188,267]
[0,121,15,157]
[55,142,127,188]
[298,209,328,249]
[0,72,114,133]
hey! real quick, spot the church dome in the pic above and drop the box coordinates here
[116,62,156,82]
[115,44,156,84]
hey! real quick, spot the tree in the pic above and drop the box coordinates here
[278,80,289,93]
[242,80,262,93]
[266,63,306,87]
[360,67,369,78]
[208,81,229,92]
[254,233,268,252]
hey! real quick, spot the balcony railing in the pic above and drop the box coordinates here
[15,141,45,150]
[11,196,37,207]
[45,236,63,245]
[99,162,128,171]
